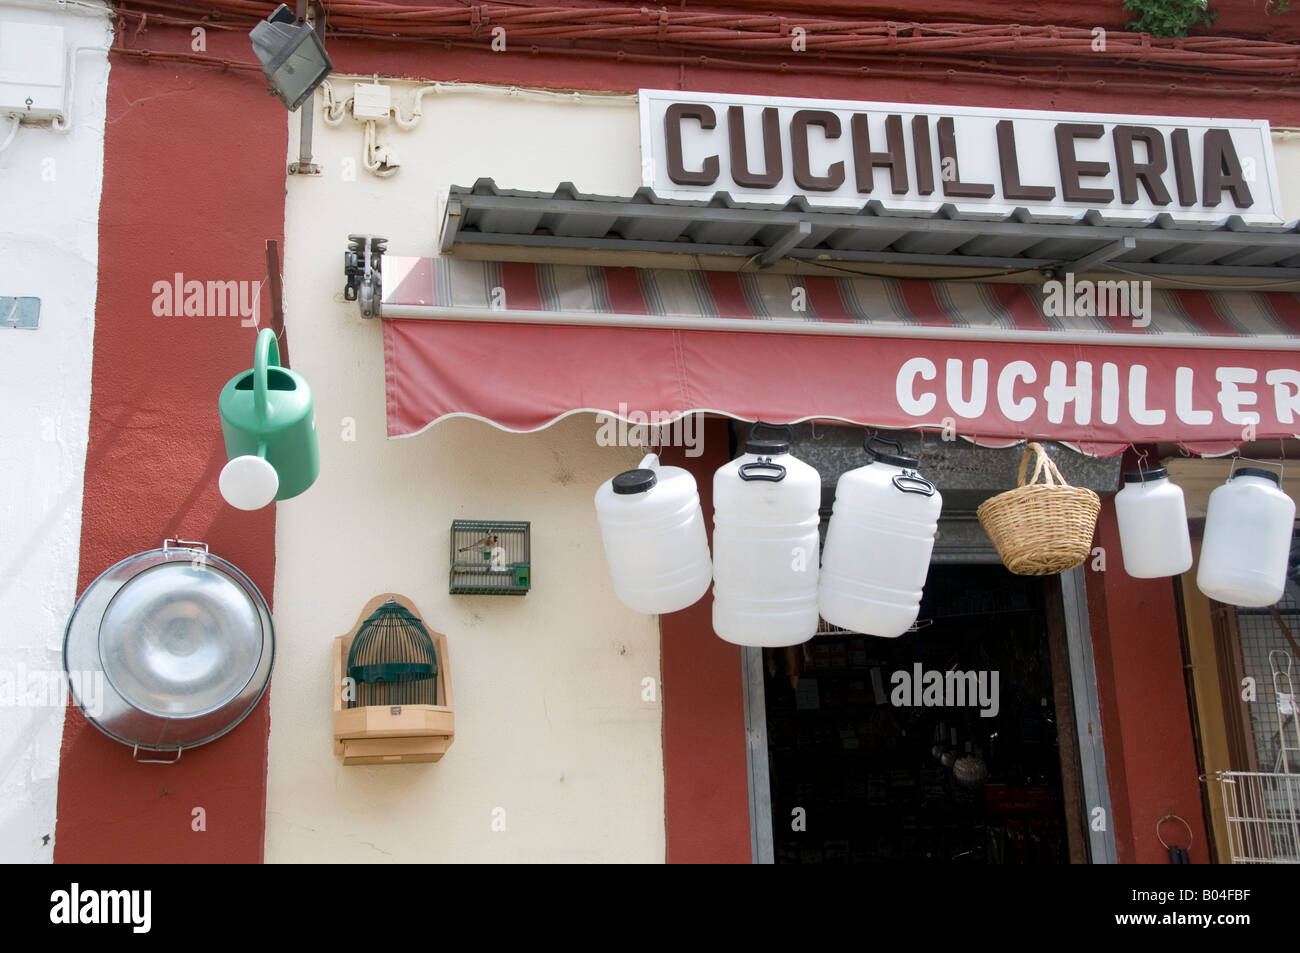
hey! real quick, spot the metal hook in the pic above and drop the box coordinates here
[810,420,823,440]
[1155,813,1193,851]
[1229,455,1285,480]
[1134,444,1149,479]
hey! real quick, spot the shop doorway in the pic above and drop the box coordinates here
[758,565,1088,864]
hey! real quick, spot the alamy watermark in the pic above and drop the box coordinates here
[595,404,703,457]
[0,666,103,718]
[1042,273,1151,328]
[890,664,1000,718]
[50,884,151,933]
[151,272,262,326]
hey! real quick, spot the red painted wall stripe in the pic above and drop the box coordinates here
[55,31,287,862]
[1084,499,1209,863]
[659,419,752,863]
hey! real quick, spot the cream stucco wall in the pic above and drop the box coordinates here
[0,0,110,863]
[267,84,668,862]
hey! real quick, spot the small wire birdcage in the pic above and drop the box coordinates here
[449,519,530,594]
[346,598,438,708]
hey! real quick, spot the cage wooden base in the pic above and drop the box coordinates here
[334,732,454,766]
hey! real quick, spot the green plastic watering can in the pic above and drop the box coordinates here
[218,328,319,510]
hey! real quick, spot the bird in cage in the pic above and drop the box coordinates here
[457,533,500,559]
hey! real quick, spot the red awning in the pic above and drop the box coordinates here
[381,257,1300,457]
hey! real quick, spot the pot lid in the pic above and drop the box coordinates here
[99,562,263,718]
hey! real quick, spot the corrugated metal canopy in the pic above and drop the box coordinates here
[439,178,1300,279]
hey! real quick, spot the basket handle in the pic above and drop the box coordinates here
[1017,442,1071,488]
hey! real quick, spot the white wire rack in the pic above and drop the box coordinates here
[1216,649,1300,864]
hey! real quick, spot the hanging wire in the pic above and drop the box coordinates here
[1155,813,1194,852]
[1106,262,1300,292]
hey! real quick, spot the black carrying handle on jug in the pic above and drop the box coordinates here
[740,460,787,481]
[864,432,903,460]
[865,431,936,497]
[749,421,797,446]
[739,421,794,482]
[893,473,936,496]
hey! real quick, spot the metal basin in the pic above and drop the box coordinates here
[63,540,274,762]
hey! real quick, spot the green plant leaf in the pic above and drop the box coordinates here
[1122,0,1217,37]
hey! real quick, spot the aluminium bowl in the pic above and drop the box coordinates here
[62,543,274,757]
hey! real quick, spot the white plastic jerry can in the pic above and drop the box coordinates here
[595,453,713,615]
[1197,463,1295,607]
[819,434,942,638]
[1114,466,1193,579]
[712,423,822,647]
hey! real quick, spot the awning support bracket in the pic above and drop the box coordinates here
[1052,236,1137,280]
[344,234,387,318]
[758,220,812,268]
[439,197,462,255]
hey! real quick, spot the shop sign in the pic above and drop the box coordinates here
[638,89,1283,224]
[892,347,1300,441]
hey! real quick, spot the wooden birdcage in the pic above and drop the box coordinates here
[332,593,454,765]
[347,598,438,708]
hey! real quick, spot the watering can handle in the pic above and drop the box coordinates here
[253,328,281,421]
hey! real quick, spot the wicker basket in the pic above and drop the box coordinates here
[977,442,1101,576]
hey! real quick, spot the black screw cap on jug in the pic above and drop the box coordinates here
[612,468,658,494]
[1123,467,1168,483]
[1234,467,1281,485]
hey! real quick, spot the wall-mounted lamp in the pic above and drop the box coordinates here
[250,3,330,111]
[250,2,331,174]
